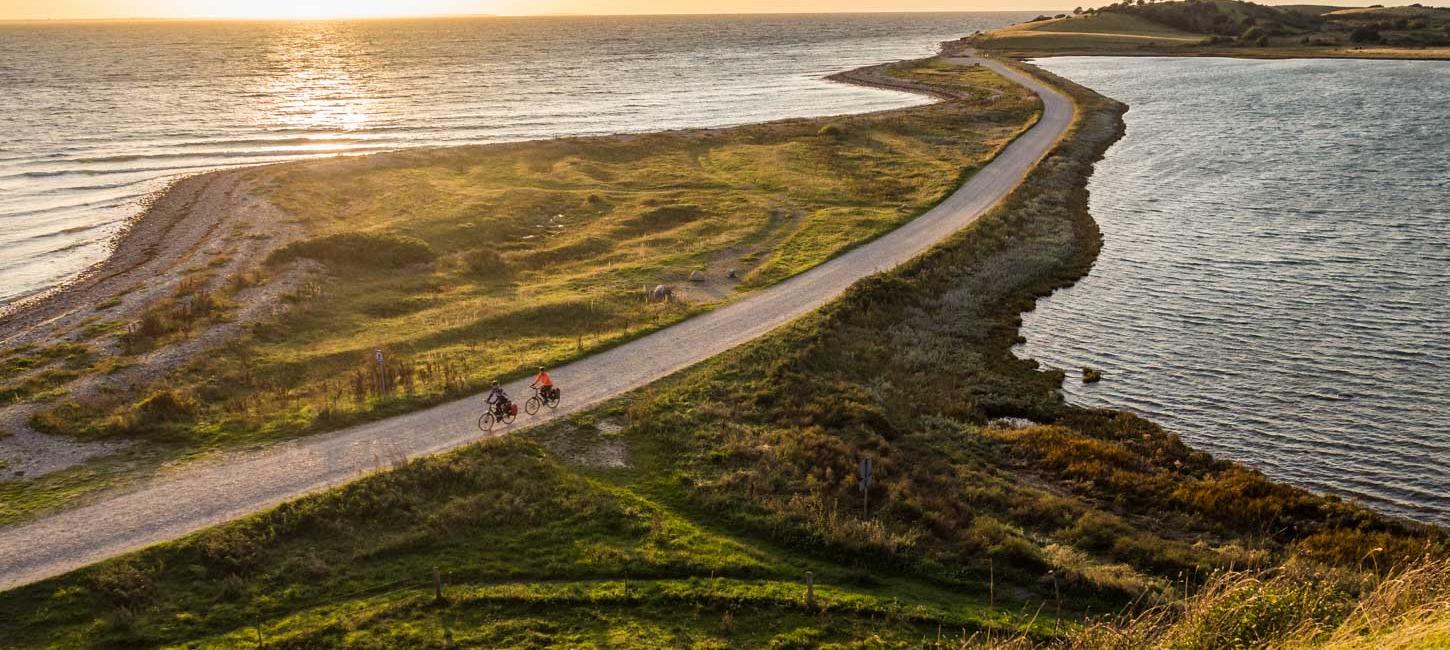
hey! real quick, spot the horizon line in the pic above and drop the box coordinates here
[0,9,1058,24]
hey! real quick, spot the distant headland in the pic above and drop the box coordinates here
[958,0,1450,60]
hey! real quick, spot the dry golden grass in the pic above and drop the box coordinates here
[974,14,1205,54]
[1053,554,1450,649]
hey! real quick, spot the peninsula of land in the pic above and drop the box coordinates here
[1,31,1446,648]
[962,0,1450,60]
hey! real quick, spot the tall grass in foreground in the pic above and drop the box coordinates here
[1046,554,1450,649]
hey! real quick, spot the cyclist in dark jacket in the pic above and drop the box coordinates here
[485,380,510,416]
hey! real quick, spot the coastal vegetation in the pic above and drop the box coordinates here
[1,60,1441,648]
[1071,555,1450,648]
[2,60,1038,523]
[965,0,1450,59]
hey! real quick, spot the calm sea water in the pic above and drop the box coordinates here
[0,12,1029,306]
[1021,57,1450,526]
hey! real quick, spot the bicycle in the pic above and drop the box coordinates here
[478,399,517,432]
[525,385,562,415]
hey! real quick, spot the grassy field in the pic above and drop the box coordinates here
[29,60,1035,449]
[968,0,1450,59]
[972,14,1205,54]
[3,60,1038,525]
[1,60,1440,648]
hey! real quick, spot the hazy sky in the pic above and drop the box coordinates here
[0,0,1413,20]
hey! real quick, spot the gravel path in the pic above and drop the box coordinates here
[0,55,1073,591]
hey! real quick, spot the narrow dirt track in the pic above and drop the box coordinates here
[0,55,1074,591]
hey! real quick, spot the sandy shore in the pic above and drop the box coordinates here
[0,53,1077,591]
[0,60,969,479]
[0,169,311,477]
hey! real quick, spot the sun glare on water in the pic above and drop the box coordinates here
[202,0,492,19]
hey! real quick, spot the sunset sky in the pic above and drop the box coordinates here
[0,0,1407,20]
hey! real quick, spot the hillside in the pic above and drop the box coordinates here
[0,59,1442,648]
[964,0,1450,59]
[967,13,1206,53]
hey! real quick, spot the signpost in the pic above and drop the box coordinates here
[858,457,873,517]
[373,348,385,395]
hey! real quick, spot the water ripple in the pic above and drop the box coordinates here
[0,13,1033,306]
[1021,57,1450,527]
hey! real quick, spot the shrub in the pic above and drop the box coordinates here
[1351,26,1383,43]
[267,232,435,269]
[817,123,844,139]
[461,247,510,277]
[1064,510,1131,552]
[196,527,262,575]
[90,560,154,607]
[135,390,193,425]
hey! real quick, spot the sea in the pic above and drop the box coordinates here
[0,12,1029,307]
[5,20,1447,527]
[1021,56,1450,527]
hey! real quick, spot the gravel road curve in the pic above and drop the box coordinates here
[0,55,1073,591]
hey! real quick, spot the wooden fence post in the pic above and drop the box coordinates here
[434,566,443,603]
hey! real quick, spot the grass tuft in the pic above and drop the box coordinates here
[267,232,436,269]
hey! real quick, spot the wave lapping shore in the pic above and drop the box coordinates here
[0,51,1070,591]
[0,13,1030,307]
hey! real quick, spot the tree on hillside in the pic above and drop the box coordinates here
[1351,26,1383,42]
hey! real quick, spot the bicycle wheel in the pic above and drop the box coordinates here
[545,390,560,408]
[525,396,541,415]
[478,412,495,432]
[502,408,517,425]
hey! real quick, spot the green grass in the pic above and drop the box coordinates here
[0,429,1049,647]
[26,60,1037,456]
[0,456,135,519]
[2,60,1438,648]
[975,13,1205,53]
[2,60,1039,526]
[0,342,99,404]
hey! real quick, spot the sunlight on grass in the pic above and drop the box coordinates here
[31,61,1039,456]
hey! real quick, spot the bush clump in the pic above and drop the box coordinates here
[461,247,510,278]
[268,232,435,269]
[135,390,194,425]
[818,123,845,139]
[1351,26,1383,43]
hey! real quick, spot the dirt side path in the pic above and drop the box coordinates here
[0,54,1075,591]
